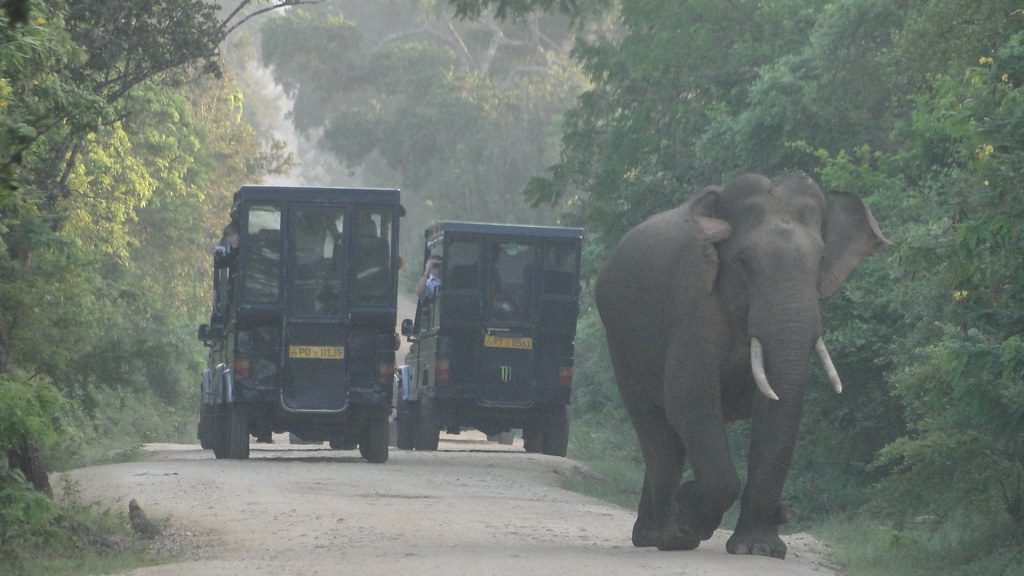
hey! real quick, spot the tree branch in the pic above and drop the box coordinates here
[220,0,325,40]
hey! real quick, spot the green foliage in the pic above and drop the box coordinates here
[711,0,903,174]
[0,372,65,571]
[556,3,1024,572]
[0,372,65,456]
[538,0,824,252]
[65,0,224,100]
[0,4,106,196]
[860,33,1024,552]
[3,477,163,576]
[818,512,1024,576]
[0,1,297,573]
[1,0,281,469]
[0,481,60,575]
[873,327,1024,536]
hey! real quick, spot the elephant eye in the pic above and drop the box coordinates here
[734,252,755,280]
[793,203,822,228]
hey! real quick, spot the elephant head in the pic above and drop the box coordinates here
[693,173,889,401]
[595,172,889,559]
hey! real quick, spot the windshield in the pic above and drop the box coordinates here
[289,207,344,316]
[488,241,535,323]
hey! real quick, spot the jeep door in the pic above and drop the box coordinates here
[281,206,348,412]
[478,240,536,407]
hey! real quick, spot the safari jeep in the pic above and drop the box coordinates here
[398,221,584,456]
[197,185,404,462]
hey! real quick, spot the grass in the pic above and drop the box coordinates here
[816,514,1024,576]
[1,461,172,576]
[561,448,1024,576]
[562,454,644,511]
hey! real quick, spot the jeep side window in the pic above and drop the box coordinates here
[352,209,393,306]
[242,204,282,303]
[541,243,579,297]
[444,240,480,291]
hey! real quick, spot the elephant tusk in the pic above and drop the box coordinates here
[815,337,843,394]
[750,338,779,401]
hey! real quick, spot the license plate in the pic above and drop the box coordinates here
[484,335,533,350]
[289,345,345,359]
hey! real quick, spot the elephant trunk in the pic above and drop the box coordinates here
[750,336,843,401]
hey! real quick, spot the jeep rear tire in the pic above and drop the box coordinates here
[522,406,569,457]
[540,405,569,457]
[395,400,417,450]
[413,397,440,451]
[224,404,250,460]
[360,408,390,463]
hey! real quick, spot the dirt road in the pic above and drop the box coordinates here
[58,434,839,576]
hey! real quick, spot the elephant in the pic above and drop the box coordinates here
[595,173,890,559]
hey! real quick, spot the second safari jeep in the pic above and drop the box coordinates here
[398,221,583,456]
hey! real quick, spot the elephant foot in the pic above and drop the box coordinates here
[655,524,702,551]
[666,481,725,550]
[631,515,702,550]
[726,523,787,559]
[631,523,659,548]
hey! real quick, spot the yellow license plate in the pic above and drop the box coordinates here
[484,335,533,350]
[289,345,345,359]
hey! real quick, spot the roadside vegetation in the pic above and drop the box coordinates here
[2,1,1023,575]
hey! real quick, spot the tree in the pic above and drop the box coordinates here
[868,34,1024,554]
[0,0,302,503]
[258,1,590,263]
[525,0,824,251]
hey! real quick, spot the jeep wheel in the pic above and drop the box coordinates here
[522,406,569,457]
[395,400,417,450]
[224,404,250,460]
[197,405,215,450]
[413,396,440,451]
[360,409,390,463]
[540,405,569,457]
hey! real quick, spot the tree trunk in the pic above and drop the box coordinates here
[0,325,10,376]
[0,328,52,497]
[7,437,52,496]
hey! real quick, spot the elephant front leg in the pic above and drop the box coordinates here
[662,356,743,550]
[726,504,792,558]
[728,395,802,559]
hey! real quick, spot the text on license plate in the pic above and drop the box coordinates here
[289,345,345,359]
[484,335,533,350]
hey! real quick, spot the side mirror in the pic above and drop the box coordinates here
[213,245,234,268]
[400,318,414,337]
[197,324,210,342]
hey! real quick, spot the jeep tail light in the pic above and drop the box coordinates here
[378,361,395,384]
[435,358,451,381]
[234,357,252,379]
[558,366,573,387]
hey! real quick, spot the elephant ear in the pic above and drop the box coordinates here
[689,186,732,294]
[819,190,892,297]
